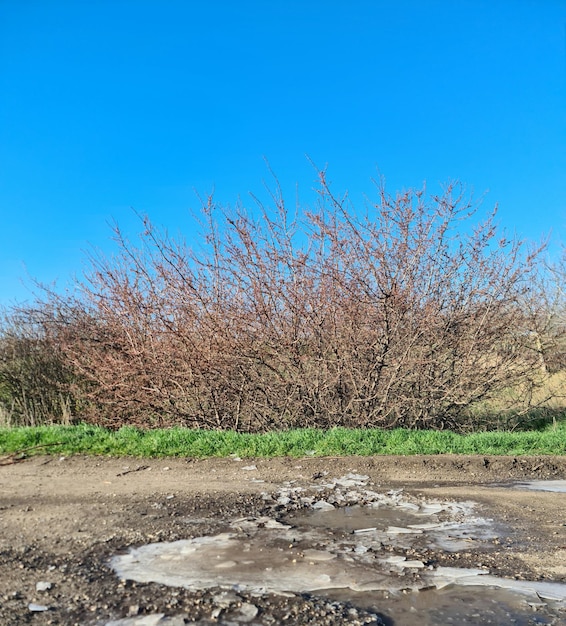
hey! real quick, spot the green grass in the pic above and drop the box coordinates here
[1,422,565,459]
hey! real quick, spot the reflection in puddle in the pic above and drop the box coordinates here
[109,474,566,625]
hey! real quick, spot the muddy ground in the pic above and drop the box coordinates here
[1,454,566,625]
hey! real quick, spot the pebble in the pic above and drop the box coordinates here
[36,581,52,591]
[312,500,334,511]
[211,590,241,608]
[237,602,259,622]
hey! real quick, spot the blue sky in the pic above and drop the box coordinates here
[1,0,565,306]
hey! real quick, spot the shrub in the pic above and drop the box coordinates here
[0,308,83,426]
[20,172,548,431]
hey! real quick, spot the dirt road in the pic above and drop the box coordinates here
[1,454,565,625]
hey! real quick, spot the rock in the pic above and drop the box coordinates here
[212,590,240,608]
[354,544,370,554]
[236,602,259,622]
[335,473,369,487]
[312,500,334,511]
[105,615,166,626]
[35,581,52,591]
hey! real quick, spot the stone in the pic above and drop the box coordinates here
[236,602,259,622]
[312,500,334,511]
[35,581,52,591]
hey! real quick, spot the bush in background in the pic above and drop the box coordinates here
[2,172,560,431]
[0,308,83,426]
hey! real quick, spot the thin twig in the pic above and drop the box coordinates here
[116,465,150,476]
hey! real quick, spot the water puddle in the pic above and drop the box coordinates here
[111,529,393,594]
[109,473,566,625]
[283,498,498,553]
[511,480,566,493]
[285,503,423,532]
[327,585,559,626]
[489,479,566,493]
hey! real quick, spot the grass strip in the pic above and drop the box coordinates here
[0,423,565,458]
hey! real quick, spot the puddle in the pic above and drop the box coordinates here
[285,503,423,532]
[327,585,560,626]
[511,480,566,493]
[111,530,394,594]
[281,484,500,553]
[109,473,566,625]
[489,479,566,493]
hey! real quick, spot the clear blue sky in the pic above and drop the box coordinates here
[1,0,565,306]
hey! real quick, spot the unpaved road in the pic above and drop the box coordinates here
[1,454,566,625]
